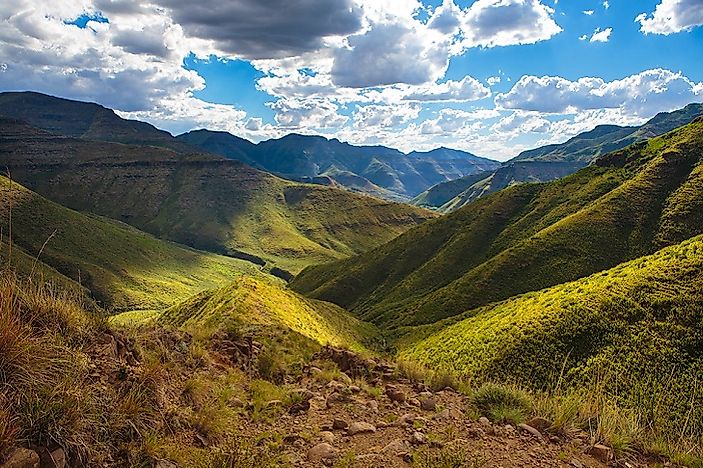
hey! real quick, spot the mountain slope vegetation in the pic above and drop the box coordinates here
[400,234,703,443]
[0,175,264,310]
[415,103,703,210]
[293,117,703,327]
[0,118,435,274]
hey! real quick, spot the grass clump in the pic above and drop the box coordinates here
[470,383,532,425]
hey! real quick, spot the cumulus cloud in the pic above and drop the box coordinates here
[353,103,420,128]
[583,10,594,15]
[460,0,562,49]
[491,111,551,136]
[590,27,612,42]
[269,98,348,129]
[495,68,703,118]
[153,0,364,59]
[487,76,501,86]
[419,108,498,134]
[402,76,491,102]
[331,21,450,88]
[636,0,703,35]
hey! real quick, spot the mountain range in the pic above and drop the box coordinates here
[412,102,703,211]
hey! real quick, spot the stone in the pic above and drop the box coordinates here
[570,459,584,468]
[289,399,310,414]
[518,423,544,441]
[349,385,361,393]
[418,391,433,399]
[410,431,427,445]
[434,408,463,420]
[332,418,349,430]
[367,400,379,412]
[1,448,40,468]
[307,443,339,463]
[228,397,245,408]
[43,448,66,468]
[526,416,552,432]
[309,366,323,376]
[320,431,335,444]
[478,416,491,426]
[420,397,437,411]
[265,399,282,407]
[409,398,421,407]
[347,422,376,435]
[382,439,409,454]
[385,386,406,403]
[588,444,613,464]
[394,413,415,426]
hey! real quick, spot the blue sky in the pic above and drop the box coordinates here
[1,0,702,160]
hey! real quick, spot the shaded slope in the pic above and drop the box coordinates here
[292,117,703,326]
[0,176,262,310]
[160,275,381,353]
[0,118,435,273]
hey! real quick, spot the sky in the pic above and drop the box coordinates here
[1,1,702,161]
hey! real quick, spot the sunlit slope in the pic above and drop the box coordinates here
[399,235,703,434]
[0,118,436,274]
[160,275,381,353]
[293,117,703,326]
[0,176,262,310]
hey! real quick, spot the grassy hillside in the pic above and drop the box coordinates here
[160,275,381,353]
[0,118,435,274]
[0,176,263,310]
[399,234,703,443]
[293,117,703,327]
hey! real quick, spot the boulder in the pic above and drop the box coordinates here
[332,419,349,430]
[518,423,543,441]
[410,432,427,445]
[381,439,409,455]
[385,386,406,403]
[420,397,437,411]
[526,416,552,432]
[319,431,335,444]
[588,444,613,464]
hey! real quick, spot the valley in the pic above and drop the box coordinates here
[1,93,702,468]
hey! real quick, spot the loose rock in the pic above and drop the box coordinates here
[1,448,40,468]
[307,443,339,463]
[347,422,376,435]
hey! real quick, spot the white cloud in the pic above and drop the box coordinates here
[583,10,594,15]
[487,76,501,86]
[459,0,562,49]
[419,108,499,134]
[331,21,451,88]
[401,76,491,102]
[579,34,588,41]
[268,98,348,129]
[603,1,610,9]
[491,111,551,137]
[590,27,612,42]
[636,0,703,35]
[353,103,420,128]
[495,68,702,118]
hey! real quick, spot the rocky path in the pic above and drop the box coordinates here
[243,347,632,468]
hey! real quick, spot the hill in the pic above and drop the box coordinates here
[159,275,381,353]
[0,175,264,310]
[399,234,703,443]
[415,103,703,210]
[0,118,436,274]
[178,130,501,200]
[292,117,703,327]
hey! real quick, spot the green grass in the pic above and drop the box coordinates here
[0,176,264,310]
[159,275,381,354]
[293,117,703,327]
[0,118,435,275]
[399,235,703,447]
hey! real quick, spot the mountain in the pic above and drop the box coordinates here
[399,233,703,439]
[0,175,264,310]
[0,117,435,274]
[292,116,703,327]
[414,103,703,211]
[178,130,501,200]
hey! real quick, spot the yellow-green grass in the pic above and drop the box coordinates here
[400,234,703,444]
[293,117,703,327]
[0,176,264,311]
[160,275,381,354]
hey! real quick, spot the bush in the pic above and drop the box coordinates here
[470,383,533,425]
